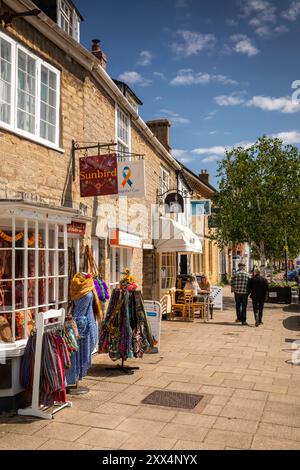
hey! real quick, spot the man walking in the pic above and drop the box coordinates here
[231,262,250,326]
[248,269,269,327]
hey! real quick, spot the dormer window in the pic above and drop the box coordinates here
[33,0,83,43]
[58,0,80,42]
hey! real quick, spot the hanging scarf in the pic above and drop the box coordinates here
[71,273,103,321]
[94,278,110,303]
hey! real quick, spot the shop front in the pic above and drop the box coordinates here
[155,217,203,300]
[0,201,85,410]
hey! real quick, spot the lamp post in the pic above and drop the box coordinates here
[284,235,289,284]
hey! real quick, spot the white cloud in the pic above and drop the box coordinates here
[155,96,163,101]
[274,25,289,33]
[254,25,271,37]
[272,131,300,145]
[227,18,238,26]
[241,0,271,16]
[172,30,216,57]
[175,0,188,7]
[159,109,190,125]
[214,92,300,114]
[193,146,227,156]
[204,110,218,121]
[118,71,152,87]
[230,34,259,56]
[137,50,153,66]
[281,1,300,21]
[153,72,166,80]
[202,155,221,163]
[172,149,195,163]
[247,95,300,113]
[214,92,247,106]
[209,131,218,136]
[170,69,238,86]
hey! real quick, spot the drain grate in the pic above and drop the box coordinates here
[142,390,204,410]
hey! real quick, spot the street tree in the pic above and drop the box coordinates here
[212,136,300,274]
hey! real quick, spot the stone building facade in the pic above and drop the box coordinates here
[0,0,221,341]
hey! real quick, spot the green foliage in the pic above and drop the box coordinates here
[212,136,300,261]
[269,282,297,288]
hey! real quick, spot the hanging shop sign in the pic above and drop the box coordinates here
[110,229,143,249]
[144,301,162,354]
[80,154,118,197]
[165,192,184,214]
[117,160,146,198]
[67,222,86,235]
[192,200,212,216]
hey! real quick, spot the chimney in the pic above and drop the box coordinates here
[146,119,171,151]
[91,39,107,70]
[199,170,210,185]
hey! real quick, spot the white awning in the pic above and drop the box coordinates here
[154,217,202,254]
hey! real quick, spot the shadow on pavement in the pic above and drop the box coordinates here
[283,305,300,313]
[282,316,300,332]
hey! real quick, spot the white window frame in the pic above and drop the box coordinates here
[0,30,61,150]
[116,104,131,160]
[57,0,81,42]
[0,214,68,345]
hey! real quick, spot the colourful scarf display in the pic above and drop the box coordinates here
[99,289,154,362]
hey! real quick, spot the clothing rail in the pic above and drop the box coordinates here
[18,309,72,420]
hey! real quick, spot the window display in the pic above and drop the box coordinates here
[0,216,68,344]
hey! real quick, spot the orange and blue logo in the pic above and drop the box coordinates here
[122,166,133,188]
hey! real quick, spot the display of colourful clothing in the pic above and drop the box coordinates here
[99,289,154,363]
[20,330,71,407]
[65,291,98,385]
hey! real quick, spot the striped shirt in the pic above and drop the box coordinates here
[231,270,250,295]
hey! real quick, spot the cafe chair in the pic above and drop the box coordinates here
[169,289,186,321]
[184,290,205,321]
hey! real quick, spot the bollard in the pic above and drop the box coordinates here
[291,288,299,304]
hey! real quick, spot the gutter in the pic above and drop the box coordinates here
[3,0,181,171]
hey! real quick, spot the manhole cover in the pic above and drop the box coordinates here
[142,390,204,409]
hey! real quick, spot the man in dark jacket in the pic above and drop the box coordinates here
[248,269,269,327]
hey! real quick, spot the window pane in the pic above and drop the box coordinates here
[40,65,57,144]
[0,37,12,125]
[0,313,13,343]
[17,49,36,134]
[41,68,48,85]
[1,59,11,82]
[49,71,57,90]
[1,40,11,62]
[38,278,46,306]
[15,280,24,310]
[0,250,12,280]
[28,280,36,308]
[0,103,10,123]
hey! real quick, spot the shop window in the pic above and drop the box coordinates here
[161,253,176,290]
[0,31,60,148]
[0,216,68,344]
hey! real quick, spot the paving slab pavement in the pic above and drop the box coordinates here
[1,288,300,450]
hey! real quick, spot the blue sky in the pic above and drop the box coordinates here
[75,0,300,187]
